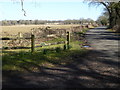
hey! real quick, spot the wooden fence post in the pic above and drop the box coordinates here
[18,32,22,45]
[18,32,22,38]
[31,34,35,53]
[67,31,70,49]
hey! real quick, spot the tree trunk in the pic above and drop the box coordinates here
[109,11,115,29]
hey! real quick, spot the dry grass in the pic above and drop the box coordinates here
[1,24,80,35]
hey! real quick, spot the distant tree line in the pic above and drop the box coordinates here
[0,18,96,26]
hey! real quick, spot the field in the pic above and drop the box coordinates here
[1,24,90,49]
[1,24,90,72]
[1,24,81,35]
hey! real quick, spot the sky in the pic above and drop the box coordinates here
[0,0,105,21]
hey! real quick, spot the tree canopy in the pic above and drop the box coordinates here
[86,0,120,32]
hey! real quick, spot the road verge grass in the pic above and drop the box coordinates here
[2,40,88,72]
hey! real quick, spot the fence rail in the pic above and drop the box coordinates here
[1,25,90,51]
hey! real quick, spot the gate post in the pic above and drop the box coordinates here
[31,34,35,53]
[67,31,70,49]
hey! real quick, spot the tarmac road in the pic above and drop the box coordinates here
[85,27,119,61]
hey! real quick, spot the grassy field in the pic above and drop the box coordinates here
[1,24,81,35]
[2,24,89,72]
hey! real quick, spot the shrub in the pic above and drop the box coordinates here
[3,46,9,49]
[55,47,62,53]
[43,49,48,54]
[67,45,72,50]
[40,43,46,46]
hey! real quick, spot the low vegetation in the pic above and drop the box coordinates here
[2,25,90,72]
[2,24,91,73]
[2,40,88,72]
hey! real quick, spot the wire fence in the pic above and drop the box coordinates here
[1,25,89,51]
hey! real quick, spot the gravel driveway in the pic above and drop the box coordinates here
[3,27,120,89]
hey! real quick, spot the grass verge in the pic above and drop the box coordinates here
[2,40,88,72]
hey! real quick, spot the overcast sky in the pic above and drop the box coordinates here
[0,0,104,21]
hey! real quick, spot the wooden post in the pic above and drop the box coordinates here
[67,31,70,49]
[63,41,67,50]
[18,32,22,38]
[18,32,22,45]
[31,34,35,53]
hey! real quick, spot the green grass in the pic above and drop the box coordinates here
[2,49,87,72]
[2,39,87,72]
[2,28,89,72]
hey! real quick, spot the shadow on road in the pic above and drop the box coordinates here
[3,49,120,88]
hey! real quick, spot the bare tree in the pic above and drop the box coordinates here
[85,0,120,29]
[20,0,26,16]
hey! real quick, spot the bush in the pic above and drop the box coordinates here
[67,45,72,50]
[55,47,62,53]
[43,49,48,54]
[3,46,9,49]
[40,43,46,46]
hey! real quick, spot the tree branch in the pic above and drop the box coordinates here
[21,0,26,16]
[100,2,111,15]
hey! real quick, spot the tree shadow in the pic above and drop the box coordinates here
[2,49,120,88]
[92,27,107,30]
[86,29,120,41]
[98,37,120,40]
